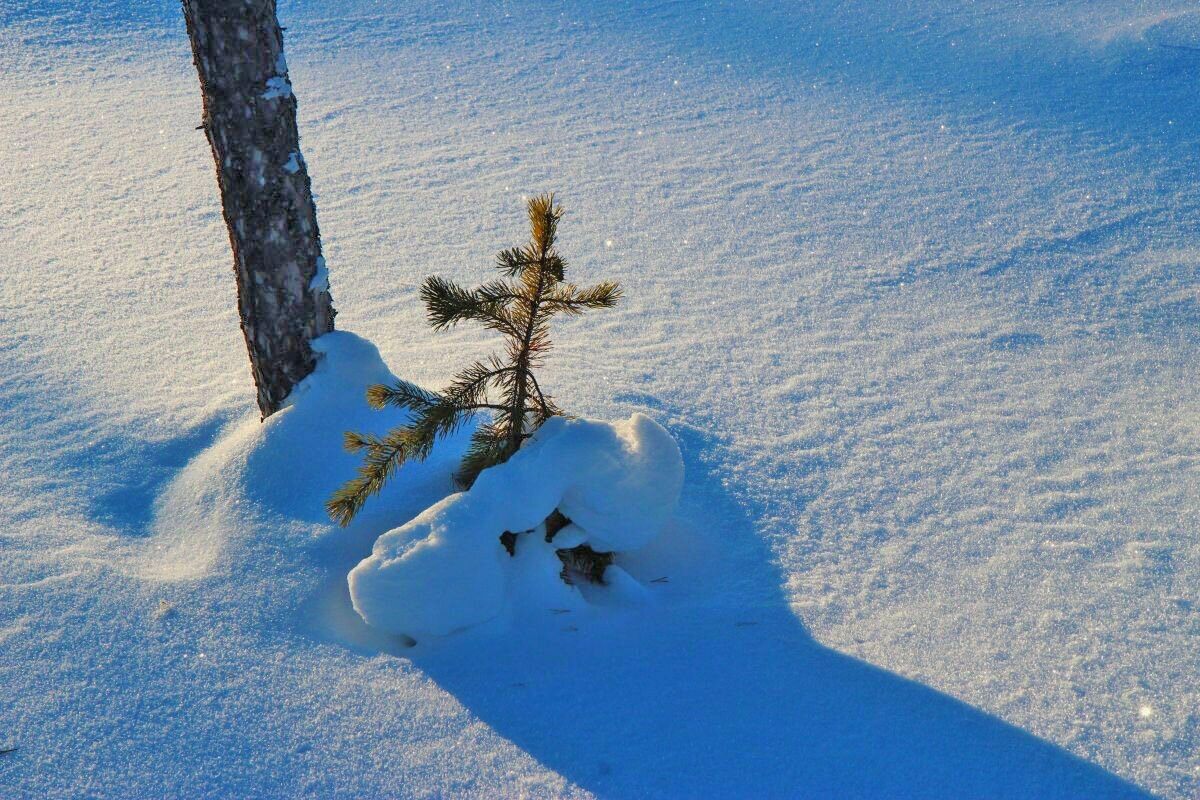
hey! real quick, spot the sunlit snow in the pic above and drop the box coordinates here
[0,0,1197,797]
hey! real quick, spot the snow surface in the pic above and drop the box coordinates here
[1,0,1198,797]
[348,412,683,637]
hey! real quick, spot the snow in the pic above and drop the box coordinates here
[348,491,509,638]
[348,413,683,637]
[262,75,292,100]
[309,253,329,292]
[1,0,1198,797]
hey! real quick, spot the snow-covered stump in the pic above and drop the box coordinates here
[348,414,684,639]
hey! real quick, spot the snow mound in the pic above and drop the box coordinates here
[347,413,684,637]
[243,330,467,524]
[128,330,469,582]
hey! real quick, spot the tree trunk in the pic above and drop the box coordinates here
[182,0,335,419]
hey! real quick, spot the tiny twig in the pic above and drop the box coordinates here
[461,403,512,412]
[527,371,552,416]
[650,576,670,584]
[0,747,17,756]
[550,608,571,615]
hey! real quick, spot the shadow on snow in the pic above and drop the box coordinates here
[334,419,1149,799]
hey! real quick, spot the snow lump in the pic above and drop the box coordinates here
[347,413,684,638]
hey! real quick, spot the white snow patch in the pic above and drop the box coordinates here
[348,413,683,638]
[308,255,329,292]
[282,150,302,174]
[549,522,588,549]
[262,75,292,100]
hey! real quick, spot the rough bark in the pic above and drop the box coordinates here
[182,0,335,418]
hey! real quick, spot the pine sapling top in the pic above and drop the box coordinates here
[327,194,622,526]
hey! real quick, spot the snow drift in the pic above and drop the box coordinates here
[348,413,684,638]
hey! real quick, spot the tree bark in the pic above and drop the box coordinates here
[182,0,335,418]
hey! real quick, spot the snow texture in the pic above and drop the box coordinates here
[1,0,1197,797]
[349,413,683,637]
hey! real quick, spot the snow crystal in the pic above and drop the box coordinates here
[348,414,683,637]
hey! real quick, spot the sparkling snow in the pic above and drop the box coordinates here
[0,0,1197,797]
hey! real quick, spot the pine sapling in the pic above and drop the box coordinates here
[327,194,621,526]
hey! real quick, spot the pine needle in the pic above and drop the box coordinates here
[365,380,439,411]
[327,192,622,522]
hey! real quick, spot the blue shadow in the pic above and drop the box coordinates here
[89,413,232,536]
[407,415,1152,799]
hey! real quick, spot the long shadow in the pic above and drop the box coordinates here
[409,419,1150,799]
[582,0,1200,145]
[89,413,234,535]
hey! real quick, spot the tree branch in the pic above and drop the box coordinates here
[527,371,551,416]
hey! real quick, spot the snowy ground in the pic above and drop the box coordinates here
[2,0,1198,796]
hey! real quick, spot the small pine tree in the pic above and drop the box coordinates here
[327,194,622,526]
